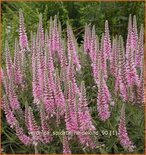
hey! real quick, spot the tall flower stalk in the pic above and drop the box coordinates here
[118,104,135,152]
[19,9,29,51]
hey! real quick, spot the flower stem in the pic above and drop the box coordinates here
[34,143,38,154]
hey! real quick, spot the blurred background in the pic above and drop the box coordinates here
[2,1,145,47]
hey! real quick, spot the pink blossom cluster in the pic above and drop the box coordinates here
[83,15,144,151]
[2,10,95,153]
[2,11,144,153]
[118,104,135,152]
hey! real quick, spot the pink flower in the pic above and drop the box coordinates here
[84,24,91,54]
[103,20,111,59]
[63,135,71,154]
[118,104,135,152]
[135,24,144,68]
[37,14,44,46]
[54,69,65,116]
[126,47,140,87]
[15,122,32,145]
[97,65,110,121]
[65,81,79,133]
[136,66,144,105]
[5,41,14,80]
[60,39,68,70]
[14,39,23,86]
[78,81,95,131]
[117,36,128,101]
[2,69,10,96]
[26,106,42,144]
[66,60,81,96]
[132,15,138,52]
[67,22,81,71]
[43,70,55,116]
[77,81,96,148]
[2,96,17,128]
[78,135,96,149]
[49,17,53,53]
[52,15,58,53]
[39,104,53,143]
[100,34,108,79]
[126,14,133,59]
[32,54,42,105]
[110,36,118,76]
[8,80,21,110]
[90,25,98,62]
[19,9,29,51]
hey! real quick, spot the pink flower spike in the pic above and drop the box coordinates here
[5,41,13,80]
[2,69,9,95]
[67,22,81,71]
[37,14,44,46]
[19,9,29,51]
[118,36,128,101]
[103,20,111,59]
[63,135,71,154]
[40,104,53,143]
[126,47,140,88]
[2,96,17,128]
[78,81,95,131]
[54,68,65,116]
[14,39,24,86]
[132,15,138,52]
[8,80,21,111]
[100,33,108,79]
[52,15,58,53]
[15,122,32,145]
[43,69,55,116]
[97,59,110,121]
[135,24,144,68]
[26,106,42,144]
[110,36,118,76]
[65,81,79,133]
[90,25,98,62]
[118,103,135,152]
[84,24,91,54]
[126,14,132,59]
[136,65,144,105]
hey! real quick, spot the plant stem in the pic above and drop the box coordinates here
[34,143,38,154]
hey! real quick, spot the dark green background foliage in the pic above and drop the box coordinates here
[1,1,145,154]
[2,1,144,46]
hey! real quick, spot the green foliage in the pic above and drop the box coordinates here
[2,1,144,46]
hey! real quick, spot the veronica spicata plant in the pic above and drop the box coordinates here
[2,10,144,154]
